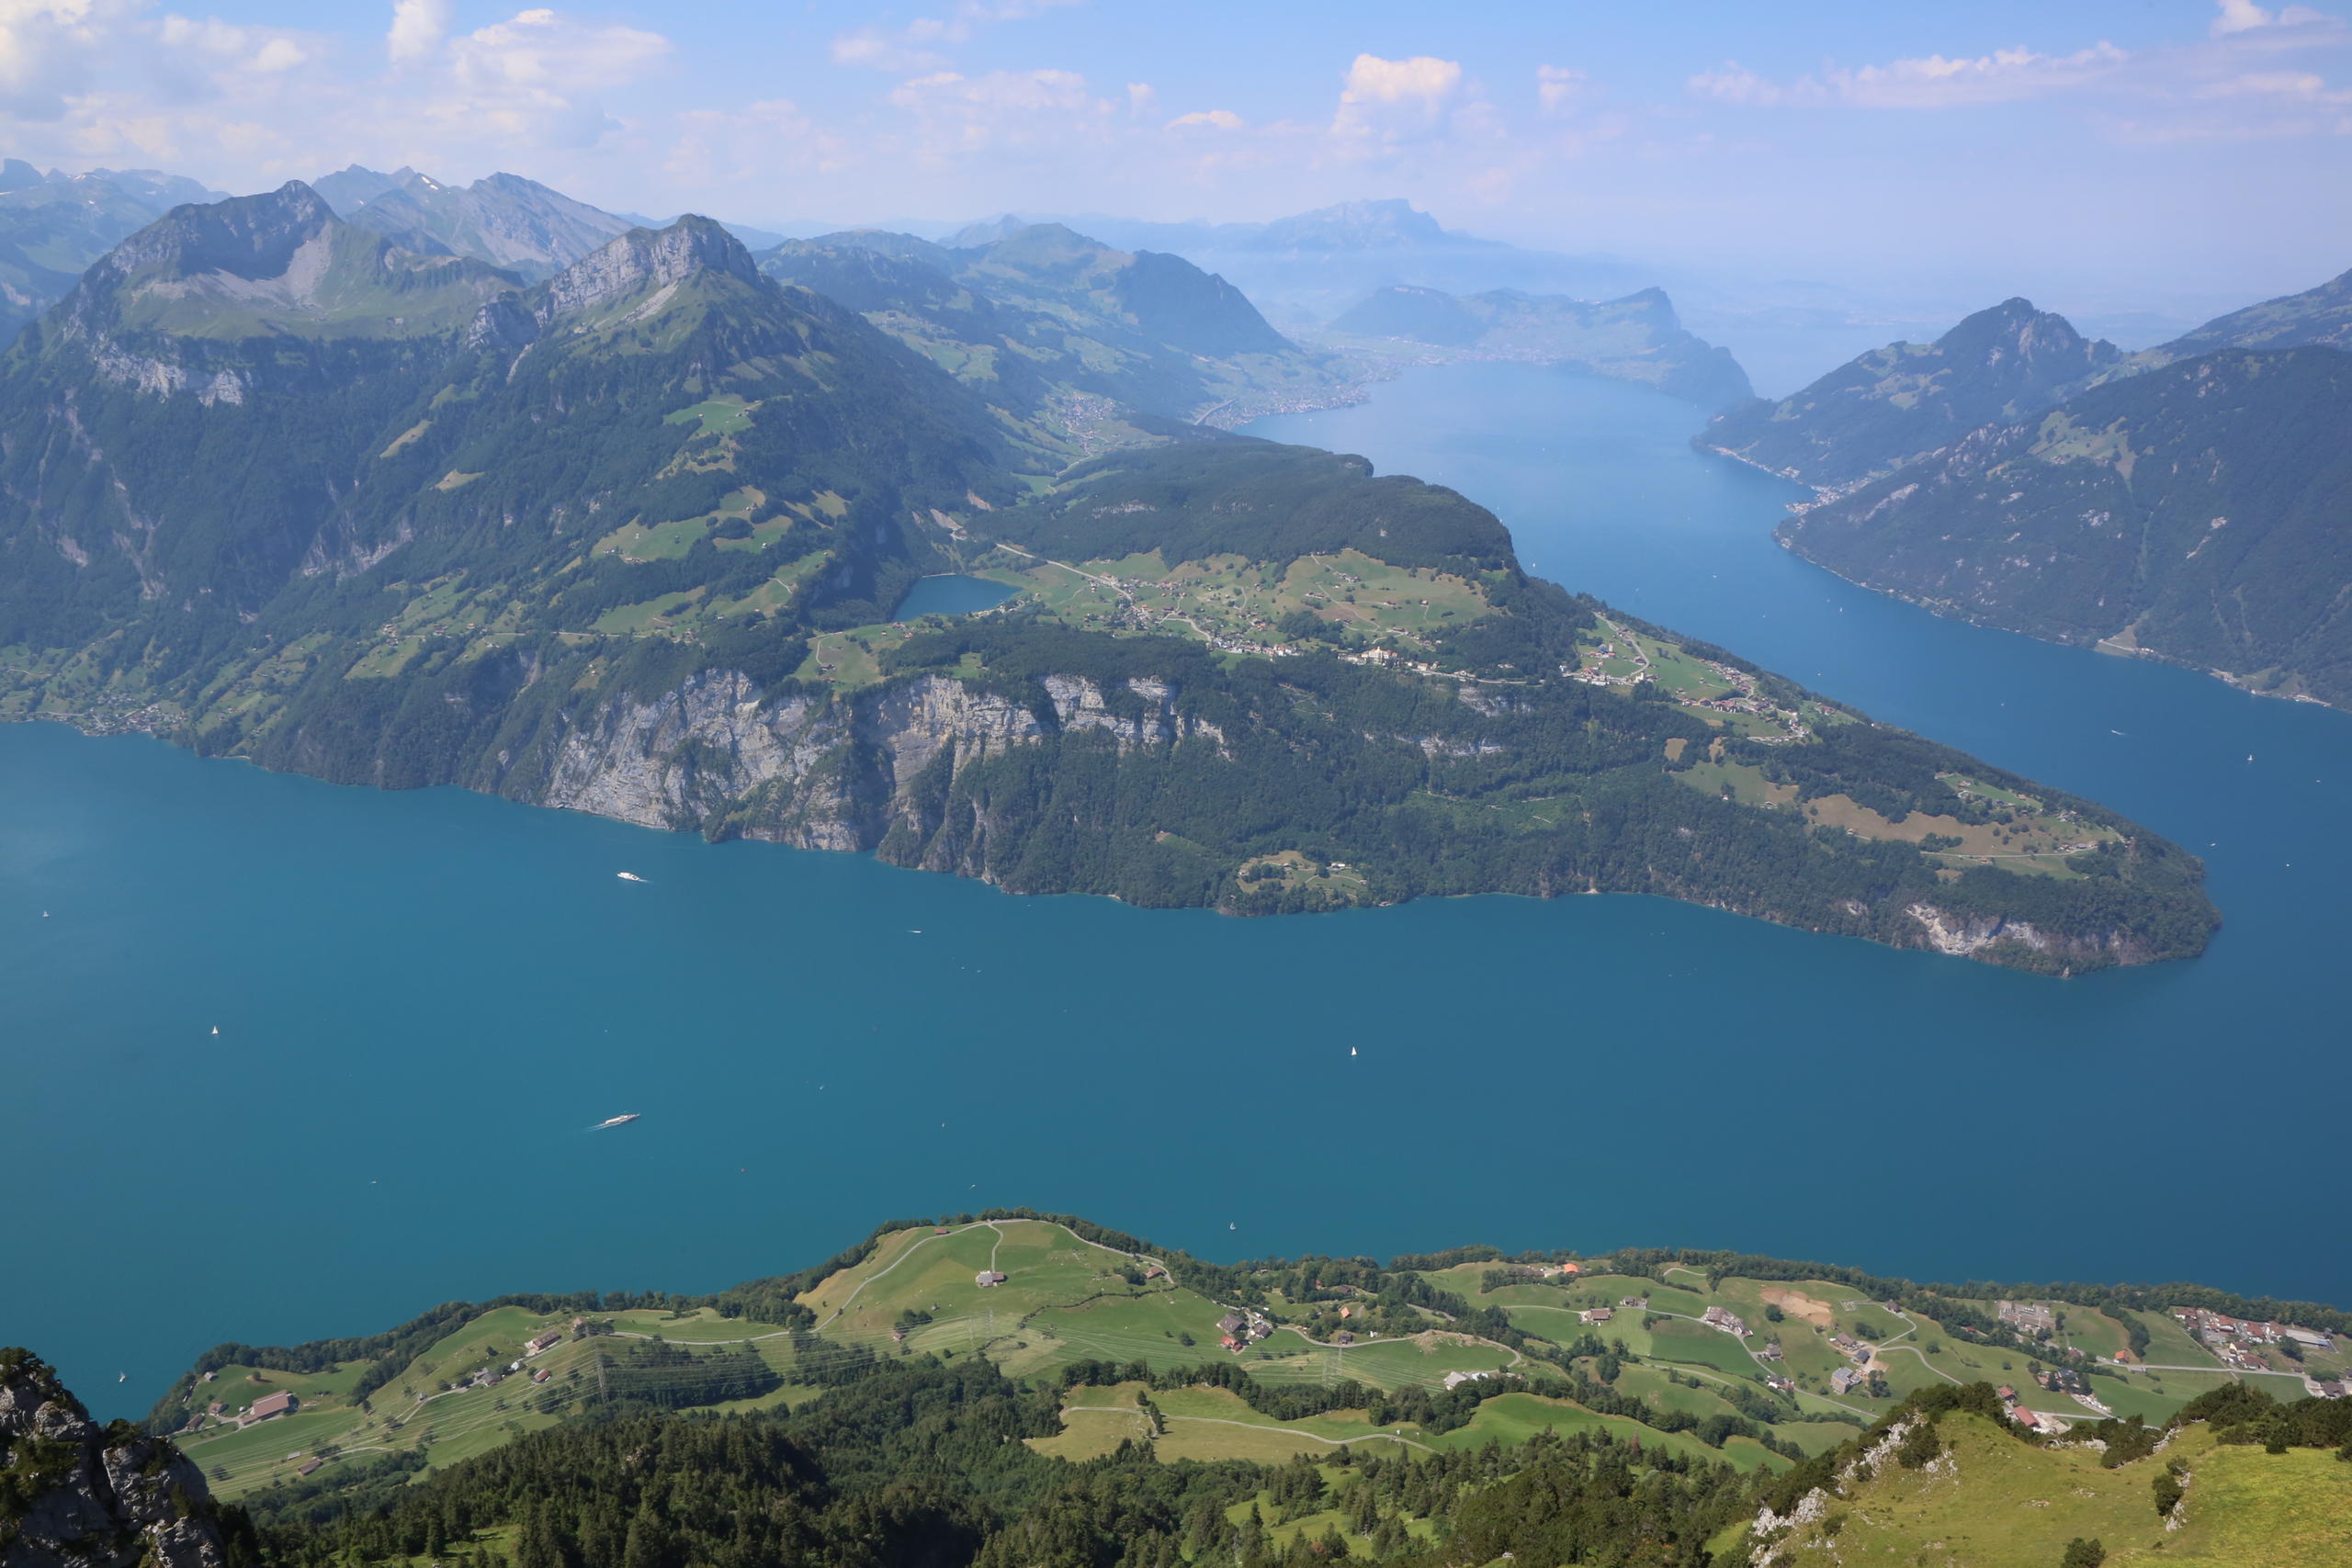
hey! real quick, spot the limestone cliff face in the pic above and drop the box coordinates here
[531,669,1225,869]
[0,1352,229,1568]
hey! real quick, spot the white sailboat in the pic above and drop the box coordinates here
[616,871,647,883]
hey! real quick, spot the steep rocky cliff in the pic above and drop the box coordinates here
[533,668,1227,870]
[0,1351,233,1568]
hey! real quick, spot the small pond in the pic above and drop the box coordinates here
[890,574,1021,621]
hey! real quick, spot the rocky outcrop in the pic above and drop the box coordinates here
[536,669,1225,858]
[534,217,760,329]
[0,1350,230,1568]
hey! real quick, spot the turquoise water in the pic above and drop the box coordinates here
[892,573,1020,620]
[8,363,2351,1423]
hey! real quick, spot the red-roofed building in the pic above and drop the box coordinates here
[243,1392,298,1427]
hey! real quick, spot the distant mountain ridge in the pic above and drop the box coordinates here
[0,161,227,343]
[990,198,1657,321]
[1702,298,2124,489]
[1328,282,1753,409]
[328,167,635,283]
[759,219,1336,430]
[1779,345,2352,706]
[1702,265,2352,491]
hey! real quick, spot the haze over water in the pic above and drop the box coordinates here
[8,363,2348,1421]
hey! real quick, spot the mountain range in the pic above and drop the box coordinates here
[758,220,1333,432]
[0,160,225,343]
[1325,282,1753,409]
[0,179,2215,970]
[1701,267,2352,705]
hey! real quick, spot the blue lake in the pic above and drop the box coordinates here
[8,362,2351,1422]
[891,573,1020,620]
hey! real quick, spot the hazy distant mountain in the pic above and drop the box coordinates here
[2108,265,2352,377]
[1781,346,2352,706]
[1328,283,1752,409]
[1700,299,2123,489]
[762,220,1334,429]
[311,164,417,215]
[965,200,1652,322]
[341,170,633,281]
[0,162,225,343]
[617,211,792,251]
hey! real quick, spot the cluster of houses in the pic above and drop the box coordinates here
[1996,1300,2057,1337]
[1701,1306,1748,1337]
[1216,1311,1274,1353]
[2172,1306,2337,1376]
[1828,1332,1873,1366]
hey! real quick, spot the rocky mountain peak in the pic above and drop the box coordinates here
[95,179,334,288]
[534,214,763,324]
[0,1349,230,1568]
[1936,296,2119,379]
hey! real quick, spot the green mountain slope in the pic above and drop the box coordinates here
[0,191,2214,970]
[1328,283,1753,408]
[1702,298,2123,488]
[1778,348,2352,706]
[30,1213,2347,1566]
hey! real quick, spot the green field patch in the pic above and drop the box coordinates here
[1030,1382,1155,1461]
[805,1219,1169,1348]
[594,488,769,563]
[663,395,757,435]
[592,587,707,635]
[1431,1392,1778,1471]
[379,420,430,457]
[1676,757,1800,808]
[795,623,912,690]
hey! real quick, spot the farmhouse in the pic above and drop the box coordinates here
[1829,1368,1865,1394]
[242,1391,298,1427]
[526,1329,563,1355]
[1580,1307,1613,1325]
[975,1270,1007,1288]
[1701,1306,1747,1336]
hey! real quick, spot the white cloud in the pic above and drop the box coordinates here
[831,0,1084,73]
[386,0,450,64]
[2211,0,2328,35]
[1331,52,1469,153]
[1690,43,2128,109]
[887,67,1111,159]
[447,9,668,92]
[0,0,137,118]
[1167,107,1243,130]
[1536,64,1586,114]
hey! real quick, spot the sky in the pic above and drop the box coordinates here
[4,0,2348,316]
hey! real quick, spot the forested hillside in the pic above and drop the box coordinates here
[0,186,2215,970]
[1779,347,2352,707]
